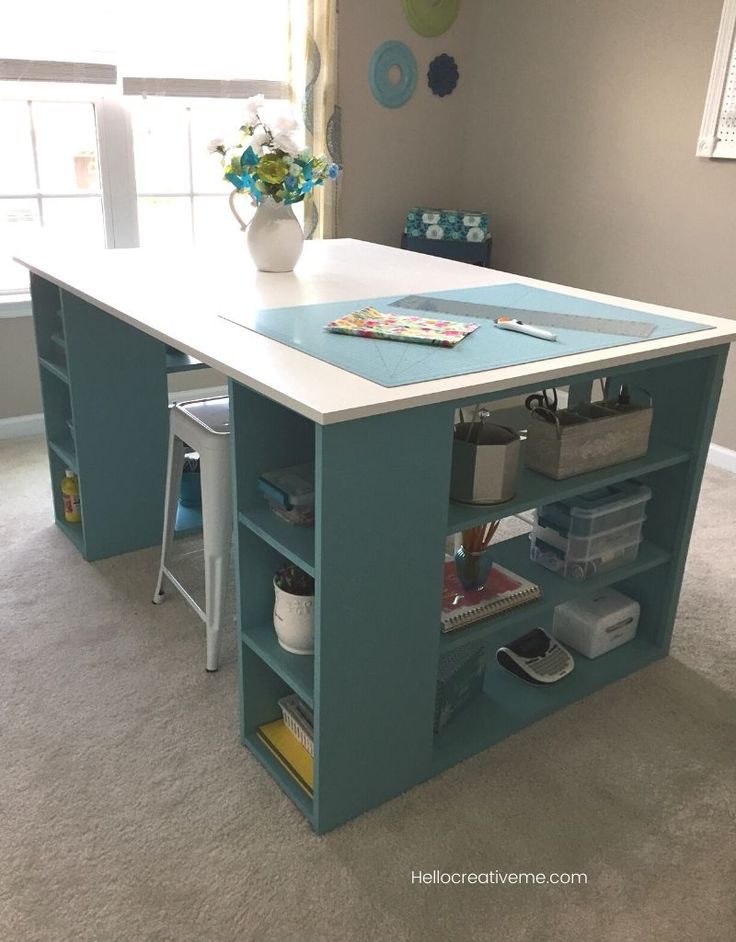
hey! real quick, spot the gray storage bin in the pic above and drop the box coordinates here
[525,390,652,480]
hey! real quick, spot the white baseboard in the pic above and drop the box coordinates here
[708,443,736,473]
[0,412,44,440]
[0,385,228,443]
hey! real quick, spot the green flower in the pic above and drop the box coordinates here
[258,154,287,184]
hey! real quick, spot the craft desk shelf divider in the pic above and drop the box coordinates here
[18,240,735,834]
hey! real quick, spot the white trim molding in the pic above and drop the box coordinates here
[708,442,736,473]
[0,412,44,440]
[0,295,32,318]
[698,0,736,158]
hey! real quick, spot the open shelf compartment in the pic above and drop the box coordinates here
[447,440,689,534]
[432,633,665,775]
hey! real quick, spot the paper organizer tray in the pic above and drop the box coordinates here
[524,392,653,480]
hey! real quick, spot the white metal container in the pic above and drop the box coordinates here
[552,588,640,658]
[450,410,522,504]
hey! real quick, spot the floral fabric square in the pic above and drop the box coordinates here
[326,306,478,347]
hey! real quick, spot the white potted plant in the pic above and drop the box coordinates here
[273,564,315,655]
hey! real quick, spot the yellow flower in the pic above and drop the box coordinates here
[258,154,287,184]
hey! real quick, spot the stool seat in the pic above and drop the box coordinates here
[153,396,233,671]
[177,397,230,435]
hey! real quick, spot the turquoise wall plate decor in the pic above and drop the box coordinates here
[402,0,460,37]
[369,41,417,108]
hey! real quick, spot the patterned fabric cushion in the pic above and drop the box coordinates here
[404,207,490,242]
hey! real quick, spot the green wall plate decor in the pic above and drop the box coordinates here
[402,0,460,37]
[369,41,417,108]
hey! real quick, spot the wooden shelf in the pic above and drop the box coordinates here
[48,433,78,473]
[439,535,671,654]
[38,354,69,384]
[55,516,85,552]
[432,636,665,774]
[238,507,315,576]
[241,624,314,707]
[243,732,314,822]
[446,442,689,535]
[165,347,209,374]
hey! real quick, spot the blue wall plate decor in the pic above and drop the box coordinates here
[369,41,417,108]
[428,53,459,97]
[402,0,460,37]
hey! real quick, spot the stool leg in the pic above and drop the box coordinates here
[200,451,233,671]
[153,431,186,604]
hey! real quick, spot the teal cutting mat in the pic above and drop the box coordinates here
[220,282,710,388]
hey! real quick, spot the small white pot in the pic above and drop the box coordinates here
[273,580,315,655]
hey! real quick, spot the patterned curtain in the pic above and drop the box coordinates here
[290,0,341,239]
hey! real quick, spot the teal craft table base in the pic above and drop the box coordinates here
[231,345,727,833]
[28,271,729,833]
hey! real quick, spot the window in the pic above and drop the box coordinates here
[698,0,736,158]
[0,98,105,293]
[0,0,294,297]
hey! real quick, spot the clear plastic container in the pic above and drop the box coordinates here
[533,517,646,561]
[536,480,652,538]
[530,531,642,581]
[257,462,315,527]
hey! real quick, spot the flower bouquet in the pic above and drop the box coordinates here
[209,94,340,206]
[209,95,340,271]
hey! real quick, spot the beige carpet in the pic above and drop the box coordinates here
[1,436,734,942]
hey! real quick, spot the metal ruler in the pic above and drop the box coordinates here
[392,294,656,339]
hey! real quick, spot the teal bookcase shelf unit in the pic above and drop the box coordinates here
[229,344,727,834]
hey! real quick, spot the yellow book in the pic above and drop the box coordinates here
[257,719,314,796]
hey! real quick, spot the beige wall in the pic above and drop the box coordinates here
[337,0,475,246]
[455,0,736,449]
[0,318,43,418]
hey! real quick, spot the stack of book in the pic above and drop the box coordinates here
[256,694,314,798]
[441,561,541,634]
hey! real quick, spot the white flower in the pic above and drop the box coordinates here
[271,131,300,156]
[249,127,270,156]
[270,112,300,134]
[207,137,225,154]
[242,94,265,125]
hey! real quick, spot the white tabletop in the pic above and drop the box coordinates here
[15,238,736,424]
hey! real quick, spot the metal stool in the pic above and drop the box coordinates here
[153,396,232,671]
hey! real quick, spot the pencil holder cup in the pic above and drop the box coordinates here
[450,409,522,505]
[454,546,494,591]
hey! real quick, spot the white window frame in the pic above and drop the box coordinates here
[697,0,736,158]
[0,75,292,317]
[0,86,139,315]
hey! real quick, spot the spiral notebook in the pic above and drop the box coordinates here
[441,561,542,634]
